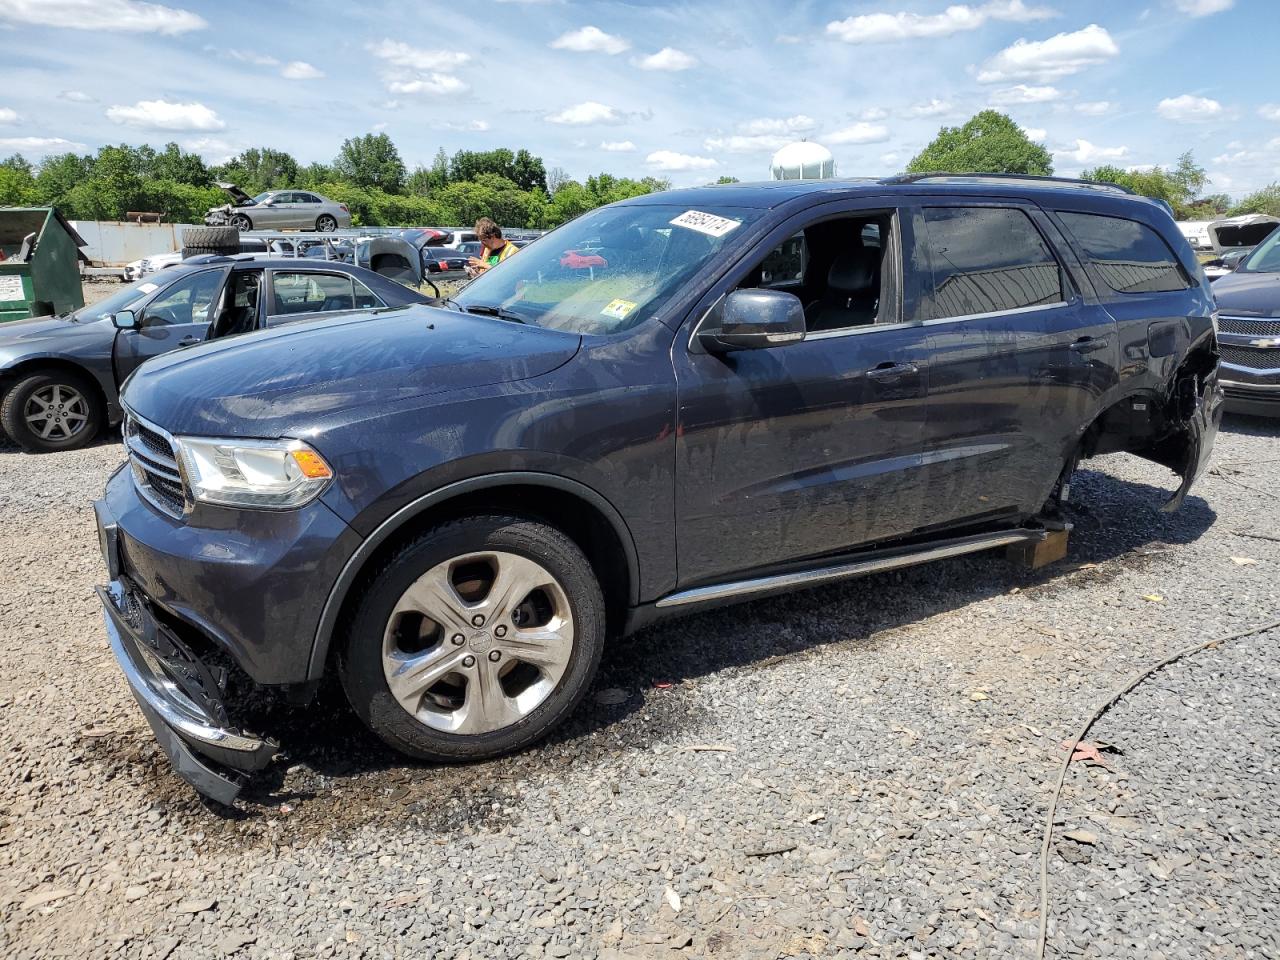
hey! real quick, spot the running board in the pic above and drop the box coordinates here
[654,528,1046,609]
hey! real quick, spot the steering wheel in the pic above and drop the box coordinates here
[146,306,185,326]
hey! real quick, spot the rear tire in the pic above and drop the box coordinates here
[0,369,104,453]
[316,215,337,232]
[339,515,606,762]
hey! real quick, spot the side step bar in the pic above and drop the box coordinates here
[654,528,1047,609]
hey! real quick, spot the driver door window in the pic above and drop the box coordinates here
[142,270,224,326]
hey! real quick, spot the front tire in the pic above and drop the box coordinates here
[230,214,252,232]
[339,515,606,762]
[316,214,337,232]
[0,369,104,452]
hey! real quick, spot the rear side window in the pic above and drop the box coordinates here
[269,272,383,315]
[920,207,1064,320]
[1058,211,1189,294]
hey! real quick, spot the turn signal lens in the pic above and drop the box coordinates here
[290,449,333,479]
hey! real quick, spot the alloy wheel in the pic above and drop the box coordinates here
[381,550,575,734]
[23,384,89,442]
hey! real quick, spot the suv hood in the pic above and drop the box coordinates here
[1212,271,1280,317]
[121,305,582,438]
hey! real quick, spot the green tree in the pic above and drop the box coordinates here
[714,176,740,184]
[35,152,94,207]
[1082,152,1213,219]
[0,158,38,206]
[149,142,210,187]
[215,147,299,194]
[907,110,1053,176]
[512,149,547,192]
[1228,183,1280,218]
[335,133,406,193]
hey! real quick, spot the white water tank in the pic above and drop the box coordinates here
[770,140,835,180]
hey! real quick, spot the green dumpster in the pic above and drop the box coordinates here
[0,207,87,323]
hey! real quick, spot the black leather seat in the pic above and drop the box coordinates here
[805,247,880,331]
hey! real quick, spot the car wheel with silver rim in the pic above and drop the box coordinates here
[315,214,338,232]
[339,515,606,761]
[0,369,104,453]
[230,214,252,232]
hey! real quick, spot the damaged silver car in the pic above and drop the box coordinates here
[204,183,352,233]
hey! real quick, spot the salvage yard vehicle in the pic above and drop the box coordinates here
[0,258,432,451]
[204,183,352,232]
[1209,224,1280,416]
[95,175,1222,803]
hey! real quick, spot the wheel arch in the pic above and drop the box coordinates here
[0,356,115,424]
[308,472,641,681]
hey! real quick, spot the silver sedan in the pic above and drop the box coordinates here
[205,183,352,232]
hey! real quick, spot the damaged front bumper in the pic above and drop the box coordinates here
[96,504,276,804]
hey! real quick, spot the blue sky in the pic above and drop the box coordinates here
[0,0,1277,198]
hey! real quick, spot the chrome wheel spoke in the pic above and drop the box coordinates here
[63,411,87,425]
[385,646,467,711]
[395,567,473,635]
[457,660,521,734]
[38,419,57,439]
[484,553,550,619]
[502,620,573,670]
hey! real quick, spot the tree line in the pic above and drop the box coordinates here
[2,114,1277,227]
[905,110,1280,220]
[0,133,672,229]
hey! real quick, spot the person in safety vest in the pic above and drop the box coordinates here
[466,217,519,277]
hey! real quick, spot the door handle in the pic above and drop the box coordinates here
[1070,336,1110,353]
[866,361,919,380]
[178,335,201,346]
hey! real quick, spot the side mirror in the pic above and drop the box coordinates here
[700,288,806,352]
[112,309,138,330]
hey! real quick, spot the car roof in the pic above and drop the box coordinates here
[616,174,1167,215]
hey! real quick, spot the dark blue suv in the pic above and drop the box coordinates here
[95,175,1223,802]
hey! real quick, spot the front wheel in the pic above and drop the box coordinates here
[230,214,252,232]
[0,369,104,452]
[316,215,337,232]
[339,515,606,762]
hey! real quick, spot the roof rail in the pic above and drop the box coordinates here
[881,172,1135,195]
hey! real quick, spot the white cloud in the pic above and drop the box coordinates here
[634,47,697,71]
[741,115,817,135]
[903,99,953,118]
[437,119,491,132]
[365,40,470,71]
[1156,94,1223,122]
[225,49,279,66]
[387,74,468,96]
[827,122,890,144]
[703,134,791,153]
[1056,138,1129,164]
[0,136,87,154]
[880,151,902,166]
[58,90,96,103]
[0,0,206,34]
[1075,100,1112,115]
[182,136,239,163]
[1172,0,1233,14]
[646,150,717,171]
[827,0,1055,44]
[600,140,637,152]
[1257,104,1280,122]
[976,24,1118,83]
[1022,126,1047,140]
[281,61,323,80]
[989,84,1062,104]
[0,108,18,125]
[106,98,225,131]
[545,101,622,125]
[550,25,630,55]
[860,107,889,121]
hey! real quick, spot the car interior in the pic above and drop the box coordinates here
[208,271,262,339]
[741,214,897,332]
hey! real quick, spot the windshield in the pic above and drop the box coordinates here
[250,192,272,205]
[453,203,762,334]
[74,268,189,322]
[1238,226,1280,273]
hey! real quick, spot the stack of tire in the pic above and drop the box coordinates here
[181,226,241,259]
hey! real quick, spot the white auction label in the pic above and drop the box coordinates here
[669,210,742,238]
[0,275,24,301]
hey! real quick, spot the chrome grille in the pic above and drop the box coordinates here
[124,413,188,518]
[1219,315,1280,337]
[1220,344,1280,371]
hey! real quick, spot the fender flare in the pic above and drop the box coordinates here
[306,471,641,680]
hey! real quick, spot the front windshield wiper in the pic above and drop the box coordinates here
[462,303,527,324]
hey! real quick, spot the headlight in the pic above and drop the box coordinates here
[174,436,333,509]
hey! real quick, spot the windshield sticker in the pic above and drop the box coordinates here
[137,282,159,294]
[601,298,638,320]
[670,210,742,238]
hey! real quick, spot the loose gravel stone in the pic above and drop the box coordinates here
[0,414,1277,959]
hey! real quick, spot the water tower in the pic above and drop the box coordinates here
[770,140,836,180]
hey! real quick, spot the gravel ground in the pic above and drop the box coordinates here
[0,413,1277,960]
